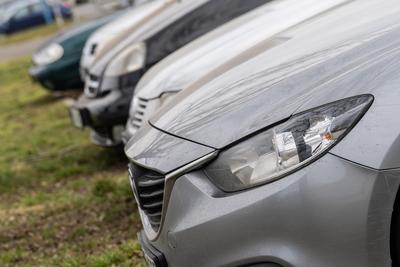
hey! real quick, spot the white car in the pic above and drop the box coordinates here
[80,0,167,79]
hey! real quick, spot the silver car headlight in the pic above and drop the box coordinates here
[105,42,146,76]
[204,95,374,192]
[33,43,64,65]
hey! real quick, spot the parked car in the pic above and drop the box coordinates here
[29,13,120,91]
[121,0,346,144]
[125,0,400,266]
[80,0,167,81]
[91,0,151,10]
[0,0,73,35]
[70,0,272,147]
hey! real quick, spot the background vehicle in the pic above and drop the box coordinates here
[0,0,73,35]
[29,13,120,91]
[91,0,151,10]
[125,0,400,266]
[122,0,346,144]
[80,0,166,80]
[70,0,271,147]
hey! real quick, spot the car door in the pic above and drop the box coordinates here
[29,3,49,27]
[8,5,32,33]
[9,4,47,33]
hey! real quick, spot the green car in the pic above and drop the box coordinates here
[29,13,120,91]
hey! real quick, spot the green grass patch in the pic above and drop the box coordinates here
[0,58,127,193]
[0,57,144,266]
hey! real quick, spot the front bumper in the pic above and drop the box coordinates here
[70,73,140,147]
[29,60,83,91]
[70,89,131,146]
[121,118,138,144]
[139,231,168,267]
[142,153,400,267]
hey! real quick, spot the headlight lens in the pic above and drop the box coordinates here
[159,91,179,107]
[33,43,64,65]
[105,42,146,76]
[204,95,373,192]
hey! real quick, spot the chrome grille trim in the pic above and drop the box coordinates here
[90,44,98,55]
[129,151,218,241]
[128,163,165,231]
[131,98,149,129]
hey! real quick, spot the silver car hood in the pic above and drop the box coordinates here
[147,0,400,170]
[135,0,349,100]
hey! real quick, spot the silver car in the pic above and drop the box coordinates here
[125,0,400,266]
[80,0,167,80]
[122,0,348,144]
[71,0,270,147]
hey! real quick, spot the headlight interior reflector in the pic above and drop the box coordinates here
[105,42,146,76]
[204,95,374,192]
[33,43,64,65]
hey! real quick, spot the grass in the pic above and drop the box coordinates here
[0,57,145,266]
[0,21,74,47]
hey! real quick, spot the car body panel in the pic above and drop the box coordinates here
[149,155,400,267]
[148,0,400,169]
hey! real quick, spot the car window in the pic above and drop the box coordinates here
[146,0,270,65]
[31,3,44,14]
[13,6,31,20]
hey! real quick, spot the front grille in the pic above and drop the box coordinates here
[131,98,149,129]
[90,44,98,55]
[85,74,101,98]
[89,74,99,82]
[128,163,165,231]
